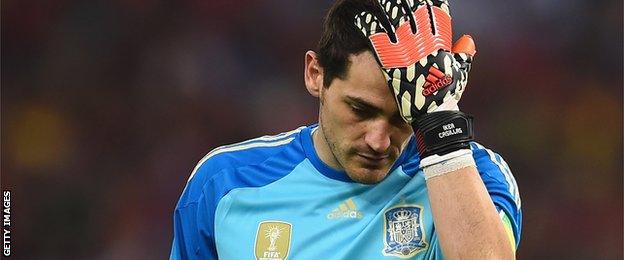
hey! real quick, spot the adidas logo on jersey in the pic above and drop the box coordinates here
[327,198,363,220]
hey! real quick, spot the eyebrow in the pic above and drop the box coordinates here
[344,96,383,114]
[345,95,405,121]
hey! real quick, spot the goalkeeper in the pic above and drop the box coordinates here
[170,0,522,259]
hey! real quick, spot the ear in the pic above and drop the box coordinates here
[304,50,324,98]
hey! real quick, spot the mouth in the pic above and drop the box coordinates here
[356,153,390,164]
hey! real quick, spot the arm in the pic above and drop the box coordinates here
[426,166,514,259]
[422,143,522,259]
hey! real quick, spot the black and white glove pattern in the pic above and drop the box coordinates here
[354,0,475,124]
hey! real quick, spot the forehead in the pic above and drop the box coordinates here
[333,51,396,108]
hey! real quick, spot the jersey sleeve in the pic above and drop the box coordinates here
[170,147,233,260]
[470,142,523,249]
[170,165,219,260]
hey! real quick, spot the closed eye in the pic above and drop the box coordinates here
[345,96,381,118]
[350,105,374,118]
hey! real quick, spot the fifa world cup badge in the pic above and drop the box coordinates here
[382,205,428,258]
[254,221,292,260]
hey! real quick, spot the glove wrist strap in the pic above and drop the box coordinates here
[413,110,474,158]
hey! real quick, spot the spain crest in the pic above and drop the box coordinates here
[382,205,428,258]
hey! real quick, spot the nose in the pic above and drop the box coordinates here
[364,122,391,154]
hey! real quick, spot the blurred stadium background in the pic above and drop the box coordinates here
[1,0,622,259]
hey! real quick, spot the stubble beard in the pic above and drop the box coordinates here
[319,108,348,171]
[319,110,384,184]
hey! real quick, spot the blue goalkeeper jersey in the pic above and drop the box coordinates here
[170,125,522,260]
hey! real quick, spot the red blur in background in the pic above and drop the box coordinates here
[1,1,622,259]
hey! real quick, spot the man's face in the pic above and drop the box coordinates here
[315,51,413,184]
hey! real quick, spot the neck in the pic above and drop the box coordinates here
[312,125,343,170]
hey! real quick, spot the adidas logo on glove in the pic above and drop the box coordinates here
[422,67,453,97]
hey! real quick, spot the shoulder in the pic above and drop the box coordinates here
[188,126,307,183]
[469,142,519,200]
[178,126,309,207]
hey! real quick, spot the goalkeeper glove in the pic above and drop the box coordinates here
[355,0,477,179]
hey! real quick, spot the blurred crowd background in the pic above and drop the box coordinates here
[2,0,622,259]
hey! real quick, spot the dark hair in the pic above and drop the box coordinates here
[317,0,378,87]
